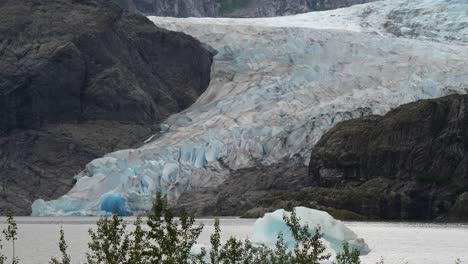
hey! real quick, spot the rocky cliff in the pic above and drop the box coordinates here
[176,95,468,221]
[308,94,468,221]
[115,0,374,17]
[0,0,213,215]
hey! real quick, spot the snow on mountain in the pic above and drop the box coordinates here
[32,0,468,216]
[151,0,468,44]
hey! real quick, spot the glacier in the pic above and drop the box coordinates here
[32,0,468,216]
[252,207,370,255]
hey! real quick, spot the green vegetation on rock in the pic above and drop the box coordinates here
[220,0,249,14]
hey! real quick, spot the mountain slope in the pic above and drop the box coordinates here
[33,0,468,217]
[0,0,213,215]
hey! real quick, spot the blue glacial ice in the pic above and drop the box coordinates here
[190,207,369,262]
[252,207,370,255]
[32,0,468,216]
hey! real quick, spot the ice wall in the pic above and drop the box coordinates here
[32,0,468,216]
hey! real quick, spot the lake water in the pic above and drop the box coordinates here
[0,217,467,264]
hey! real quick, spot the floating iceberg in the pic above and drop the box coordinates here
[189,207,369,262]
[32,0,468,216]
[252,207,370,255]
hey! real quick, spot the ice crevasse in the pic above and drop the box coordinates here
[32,0,468,216]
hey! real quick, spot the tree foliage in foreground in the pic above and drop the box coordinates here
[86,214,131,264]
[334,242,360,264]
[73,192,351,264]
[49,227,70,264]
[1,198,465,264]
[2,193,366,264]
[0,211,18,264]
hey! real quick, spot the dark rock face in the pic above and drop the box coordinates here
[114,0,375,17]
[177,95,468,221]
[0,0,213,135]
[176,157,369,220]
[450,192,468,221]
[308,94,468,220]
[310,96,468,189]
[0,123,154,215]
[0,0,213,215]
[175,157,311,216]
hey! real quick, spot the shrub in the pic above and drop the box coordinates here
[145,192,204,264]
[209,208,332,264]
[0,236,5,264]
[86,213,131,264]
[209,219,221,264]
[284,209,331,264]
[70,200,358,264]
[2,211,18,264]
[270,233,291,264]
[127,216,149,264]
[5,193,363,264]
[49,227,71,264]
[335,242,360,264]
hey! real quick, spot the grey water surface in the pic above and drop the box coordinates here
[0,217,467,264]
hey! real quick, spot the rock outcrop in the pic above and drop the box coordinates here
[176,95,468,221]
[450,192,468,221]
[174,157,311,217]
[114,0,375,17]
[0,0,213,215]
[308,94,468,220]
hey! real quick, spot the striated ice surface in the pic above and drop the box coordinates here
[32,0,468,216]
[148,0,468,45]
[252,207,370,256]
[383,0,468,44]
